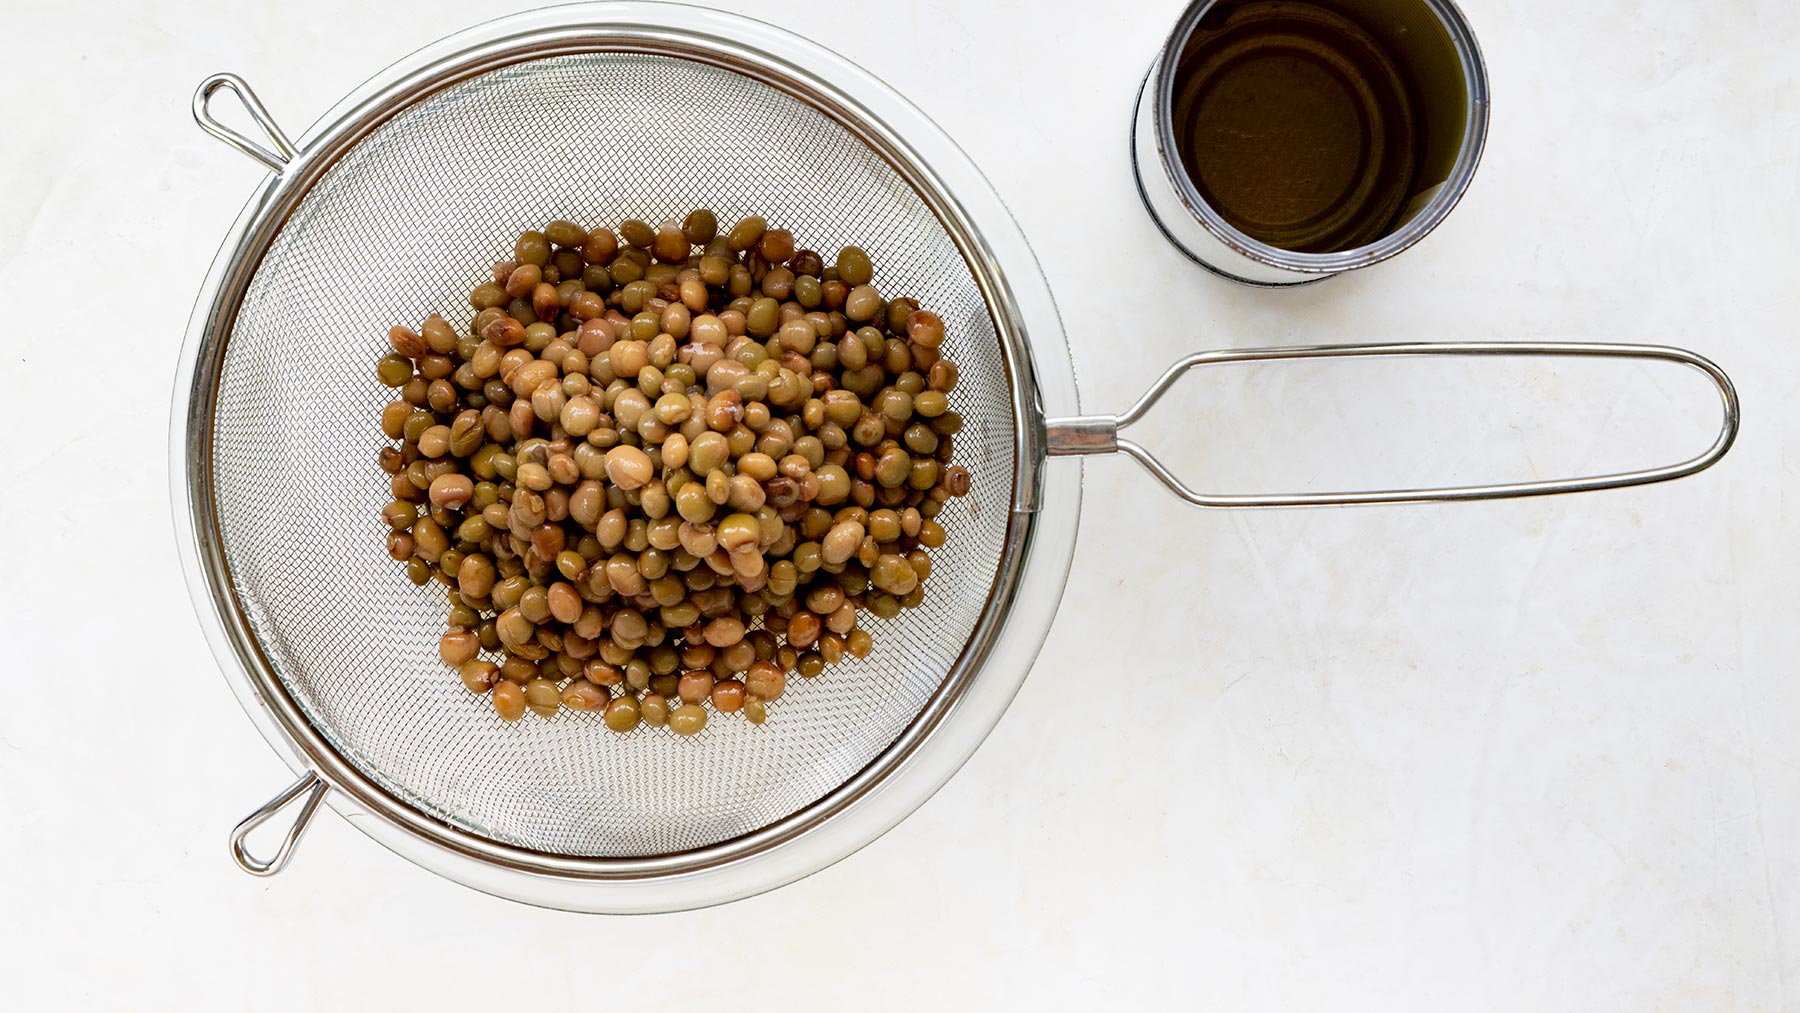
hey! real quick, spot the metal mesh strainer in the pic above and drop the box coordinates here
[179,6,1083,912]
[178,3,1736,912]
[213,49,1016,859]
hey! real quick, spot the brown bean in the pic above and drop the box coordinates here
[492,681,527,721]
[614,219,652,247]
[416,424,451,458]
[745,661,786,701]
[524,678,560,717]
[669,704,708,735]
[429,474,474,510]
[459,660,499,693]
[758,229,796,264]
[417,354,450,381]
[942,465,972,497]
[677,670,715,705]
[418,314,458,355]
[482,315,526,348]
[573,657,618,687]
[531,381,567,424]
[653,225,690,263]
[716,639,754,674]
[786,610,822,649]
[705,390,744,431]
[918,518,946,548]
[547,453,580,486]
[704,615,746,647]
[497,608,535,647]
[727,216,766,252]
[561,680,606,711]
[389,325,428,358]
[496,656,535,684]
[547,582,583,623]
[604,445,654,489]
[381,499,417,531]
[906,309,945,348]
[504,262,542,298]
[603,695,641,732]
[457,554,497,597]
[726,474,765,512]
[837,629,869,659]
[826,602,858,635]
[821,520,864,565]
[581,226,618,264]
[640,693,670,727]
[439,630,479,666]
[928,359,958,392]
[610,339,649,379]
[711,679,746,712]
[805,583,846,615]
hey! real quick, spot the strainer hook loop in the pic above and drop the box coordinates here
[230,771,328,877]
[193,73,299,173]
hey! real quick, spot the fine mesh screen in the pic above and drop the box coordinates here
[209,52,1018,857]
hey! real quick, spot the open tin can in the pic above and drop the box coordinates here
[1132,0,1490,285]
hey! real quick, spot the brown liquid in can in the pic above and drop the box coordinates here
[1170,0,1423,254]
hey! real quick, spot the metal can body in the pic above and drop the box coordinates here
[1132,0,1490,286]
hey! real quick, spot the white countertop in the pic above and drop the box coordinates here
[4,0,1797,1008]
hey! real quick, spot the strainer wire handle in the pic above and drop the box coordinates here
[230,771,328,877]
[1043,341,1740,507]
[193,73,298,173]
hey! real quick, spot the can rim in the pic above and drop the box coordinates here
[1151,0,1490,276]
